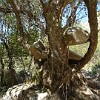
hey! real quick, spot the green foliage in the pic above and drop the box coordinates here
[0,86,7,93]
[32,66,41,84]
[91,64,100,75]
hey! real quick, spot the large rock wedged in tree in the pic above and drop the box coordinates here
[64,27,89,45]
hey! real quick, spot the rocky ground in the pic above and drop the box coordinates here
[0,69,100,100]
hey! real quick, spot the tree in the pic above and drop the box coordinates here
[0,0,99,99]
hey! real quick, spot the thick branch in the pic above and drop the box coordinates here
[2,39,13,69]
[76,0,98,71]
[7,0,24,37]
[63,0,81,32]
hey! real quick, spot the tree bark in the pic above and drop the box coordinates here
[75,0,98,71]
[3,40,13,69]
[0,57,4,86]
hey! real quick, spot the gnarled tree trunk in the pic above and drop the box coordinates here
[0,57,4,86]
[40,0,98,99]
[5,0,98,100]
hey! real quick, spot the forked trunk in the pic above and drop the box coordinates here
[42,0,98,99]
[42,3,73,99]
